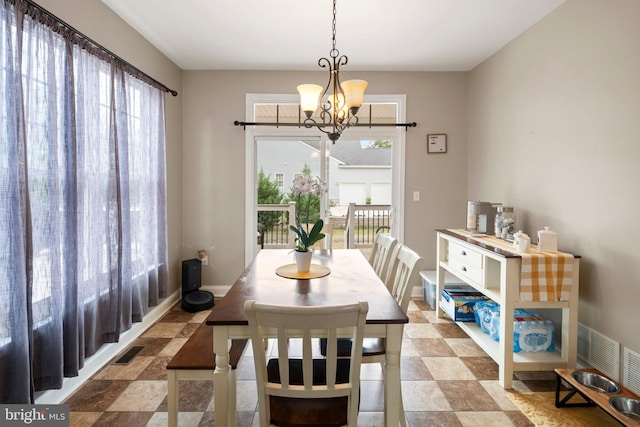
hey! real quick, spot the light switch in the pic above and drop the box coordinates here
[413,191,420,202]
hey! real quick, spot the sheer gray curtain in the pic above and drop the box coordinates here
[0,0,169,403]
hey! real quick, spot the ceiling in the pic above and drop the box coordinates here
[101,0,565,72]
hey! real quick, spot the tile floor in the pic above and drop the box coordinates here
[64,298,562,426]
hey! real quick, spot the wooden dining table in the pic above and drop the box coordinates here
[206,248,409,426]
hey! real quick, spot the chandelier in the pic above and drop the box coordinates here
[296,0,367,143]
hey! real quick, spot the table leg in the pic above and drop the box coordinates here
[228,370,237,426]
[385,324,404,427]
[213,326,231,426]
[167,370,178,427]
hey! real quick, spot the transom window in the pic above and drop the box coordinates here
[254,102,398,125]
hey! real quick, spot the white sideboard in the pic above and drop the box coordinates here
[436,229,580,389]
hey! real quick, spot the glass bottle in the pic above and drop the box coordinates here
[494,209,503,238]
[497,207,516,240]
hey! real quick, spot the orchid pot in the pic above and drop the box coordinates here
[294,249,313,273]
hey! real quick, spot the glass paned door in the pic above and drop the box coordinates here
[246,94,406,263]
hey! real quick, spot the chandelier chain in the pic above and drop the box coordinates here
[331,0,338,58]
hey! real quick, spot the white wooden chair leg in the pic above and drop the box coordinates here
[399,390,407,427]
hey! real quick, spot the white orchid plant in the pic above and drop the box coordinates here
[289,176,328,252]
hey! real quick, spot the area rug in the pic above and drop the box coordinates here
[507,391,620,427]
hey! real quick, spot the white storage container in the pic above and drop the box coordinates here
[420,270,466,309]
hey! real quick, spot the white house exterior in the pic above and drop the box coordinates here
[257,139,391,206]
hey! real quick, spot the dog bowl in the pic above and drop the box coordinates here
[609,396,640,422]
[571,370,620,394]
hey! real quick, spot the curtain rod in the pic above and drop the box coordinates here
[234,121,417,131]
[24,0,178,96]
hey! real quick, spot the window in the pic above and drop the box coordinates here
[275,173,284,188]
[0,0,169,401]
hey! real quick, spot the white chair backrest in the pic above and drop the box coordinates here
[244,300,369,427]
[322,223,334,250]
[386,245,424,313]
[369,233,398,281]
[382,242,402,291]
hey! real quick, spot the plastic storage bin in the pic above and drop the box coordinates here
[420,270,466,310]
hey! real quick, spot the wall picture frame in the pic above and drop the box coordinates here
[427,134,447,153]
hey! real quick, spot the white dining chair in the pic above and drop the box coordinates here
[369,232,398,282]
[244,300,369,427]
[323,244,424,427]
[364,244,424,427]
[382,242,402,292]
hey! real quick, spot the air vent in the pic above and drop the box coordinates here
[623,347,640,395]
[113,345,145,365]
[577,323,620,380]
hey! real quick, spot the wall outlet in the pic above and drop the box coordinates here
[197,249,208,266]
[413,191,420,202]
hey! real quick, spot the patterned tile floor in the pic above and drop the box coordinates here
[64,298,562,426]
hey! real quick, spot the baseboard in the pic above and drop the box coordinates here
[412,285,423,298]
[205,285,231,298]
[35,290,180,404]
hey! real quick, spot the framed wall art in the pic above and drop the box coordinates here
[427,134,447,153]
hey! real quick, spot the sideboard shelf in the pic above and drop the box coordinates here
[436,229,581,389]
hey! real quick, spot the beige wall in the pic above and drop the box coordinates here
[182,71,468,287]
[36,0,184,294]
[468,0,640,352]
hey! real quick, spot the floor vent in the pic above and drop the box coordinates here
[623,347,640,395]
[577,323,620,380]
[113,345,145,365]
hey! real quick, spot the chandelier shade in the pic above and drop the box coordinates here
[297,84,324,117]
[341,79,368,112]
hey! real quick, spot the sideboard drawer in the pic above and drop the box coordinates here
[448,257,483,285]
[448,241,483,269]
